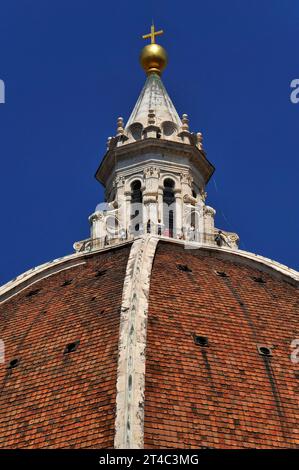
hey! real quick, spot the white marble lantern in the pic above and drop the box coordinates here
[74,69,239,252]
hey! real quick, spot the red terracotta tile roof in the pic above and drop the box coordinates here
[144,242,299,448]
[0,240,298,449]
[0,245,130,448]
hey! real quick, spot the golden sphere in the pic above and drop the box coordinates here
[140,43,168,75]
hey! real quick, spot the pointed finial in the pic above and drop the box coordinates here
[197,132,203,148]
[107,136,112,149]
[116,117,124,136]
[182,114,189,131]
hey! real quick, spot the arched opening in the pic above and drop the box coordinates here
[130,180,143,235]
[129,123,143,141]
[162,121,177,138]
[189,209,199,241]
[163,178,176,238]
[106,215,119,234]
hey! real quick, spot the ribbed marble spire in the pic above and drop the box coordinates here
[125,73,182,130]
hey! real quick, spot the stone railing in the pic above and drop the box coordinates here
[73,226,239,253]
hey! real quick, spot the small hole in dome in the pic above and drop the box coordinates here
[8,358,20,369]
[26,288,41,298]
[61,279,73,287]
[252,276,266,284]
[257,344,273,357]
[215,271,229,278]
[95,269,107,278]
[194,335,209,347]
[177,264,192,273]
[64,340,80,354]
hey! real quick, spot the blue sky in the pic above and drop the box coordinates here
[0,0,298,284]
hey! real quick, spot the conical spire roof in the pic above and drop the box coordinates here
[103,27,206,153]
[125,73,182,130]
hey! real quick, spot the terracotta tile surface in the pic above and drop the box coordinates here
[144,242,299,448]
[0,245,130,448]
[1,240,298,449]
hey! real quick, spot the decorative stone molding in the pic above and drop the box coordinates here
[183,194,197,205]
[180,171,193,186]
[143,166,160,198]
[114,236,159,449]
[113,175,126,188]
[181,113,189,132]
[142,125,161,139]
[89,211,104,223]
[96,138,215,188]
[117,117,124,136]
[204,205,216,217]
[107,136,113,150]
[143,166,160,179]
[200,188,207,202]
[142,194,158,204]
[147,109,156,125]
[214,230,239,250]
[196,132,203,150]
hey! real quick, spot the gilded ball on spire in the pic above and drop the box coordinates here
[140,24,168,75]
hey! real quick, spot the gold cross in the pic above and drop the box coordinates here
[142,24,164,44]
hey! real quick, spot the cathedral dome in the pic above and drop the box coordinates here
[0,239,298,448]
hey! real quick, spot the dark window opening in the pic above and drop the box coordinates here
[8,358,20,369]
[163,179,175,238]
[95,269,107,278]
[257,344,273,357]
[252,276,266,284]
[194,335,209,347]
[61,279,73,287]
[169,210,174,238]
[130,181,143,235]
[26,288,41,298]
[130,209,139,220]
[163,179,175,205]
[131,181,142,204]
[64,340,80,354]
[215,271,229,278]
[177,264,192,273]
